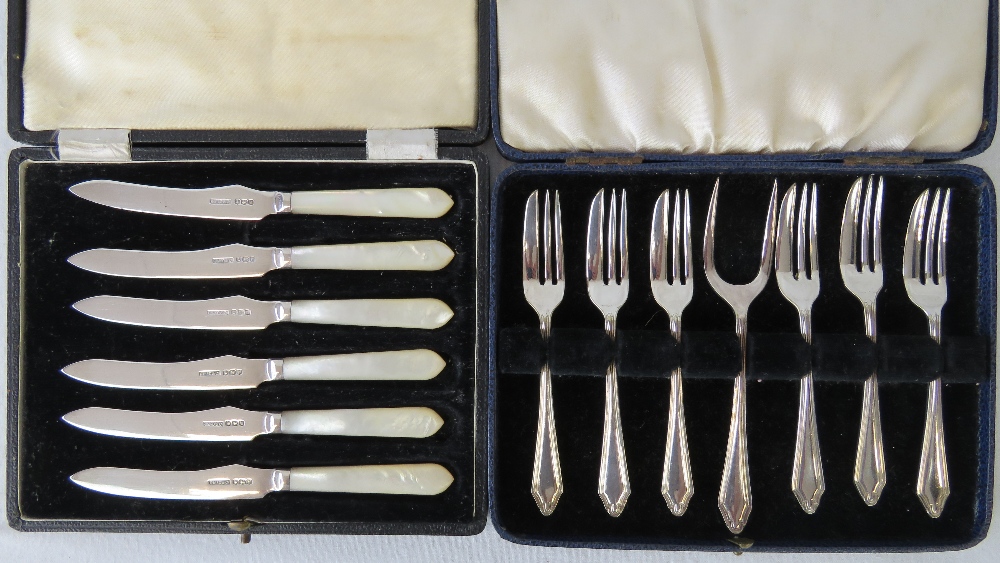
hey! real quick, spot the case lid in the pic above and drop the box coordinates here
[491,0,998,162]
[8,0,490,147]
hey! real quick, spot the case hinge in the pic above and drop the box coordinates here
[366,129,438,160]
[843,155,924,166]
[57,129,132,162]
[566,155,644,166]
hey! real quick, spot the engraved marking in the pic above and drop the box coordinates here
[206,309,252,316]
[211,256,256,264]
[203,419,246,427]
[209,198,233,205]
[198,368,244,377]
[207,477,253,486]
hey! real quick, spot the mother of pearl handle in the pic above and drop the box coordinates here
[290,240,454,271]
[281,407,443,438]
[289,464,454,495]
[282,349,445,381]
[290,188,454,218]
[289,298,453,329]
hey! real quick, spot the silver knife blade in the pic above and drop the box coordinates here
[70,464,285,500]
[72,295,287,330]
[69,180,288,220]
[61,356,276,390]
[68,244,286,279]
[62,407,276,441]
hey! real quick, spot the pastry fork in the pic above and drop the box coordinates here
[650,189,694,516]
[523,190,565,515]
[586,188,631,517]
[704,179,779,534]
[775,183,825,514]
[839,175,886,506]
[903,187,952,518]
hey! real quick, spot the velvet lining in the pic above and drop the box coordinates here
[13,159,480,529]
[491,168,994,549]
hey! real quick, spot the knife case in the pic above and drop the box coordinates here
[487,0,997,553]
[6,0,491,537]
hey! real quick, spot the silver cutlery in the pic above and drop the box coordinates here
[72,295,453,330]
[523,189,565,516]
[71,463,455,499]
[586,188,631,517]
[903,187,953,517]
[704,178,779,534]
[63,406,444,441]
[61,350,446,390]
[650,189,694,516]
[839,175,887,506]
[69,180,454,220]
[775,183,825,514]
[67,240,455,278]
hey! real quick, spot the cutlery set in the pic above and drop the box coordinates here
[521,176,957,531]
[60,179,462,500]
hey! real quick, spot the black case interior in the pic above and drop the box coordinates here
[7,152,488,534]
[489,165,996,550]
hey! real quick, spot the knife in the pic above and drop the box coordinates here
[61,349,446,390]
[72,295,453,330]
[69,180,454,220]
[70,463,454,499]
[62,406,444,441]
[67,241,455,278]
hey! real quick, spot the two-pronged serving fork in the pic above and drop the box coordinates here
[839,175,887,507]
[903,188,953,518]
[775,183,825,514]
[586,188,631,517]
[704,179,779,534]
[650,189,695,516]
[523,190,566,516]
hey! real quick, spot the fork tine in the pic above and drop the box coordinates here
[776,185,796,274]
[671,190,681,283]
[860,177,873,270]
[683,190,692,283]
[809,184,819,276]
[554,191,564,284]
[903,189,928,281]
[926,189,942,284]
[608,190,617,283]
[620,190,629,281]
[543,191,552,285]
[796,184,808,278]
[938,189,951,282]
[840,178,863,266]
[761,181,780,273]
[650,191,667,281]
[873,177,884,266]
[523,191,540,282]
[586,189,605,283]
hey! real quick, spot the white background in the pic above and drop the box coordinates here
[1,2,998,561]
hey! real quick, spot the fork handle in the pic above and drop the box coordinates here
[662,366,693,515]
[598,362,630,516]
[532,363,563,515]
[719,372,751,533]
[917,377,950,517]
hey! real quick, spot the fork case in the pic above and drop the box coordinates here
[486,0,999,553]
[2,0,997,554]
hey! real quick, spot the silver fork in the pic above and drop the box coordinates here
[650,189,694,516]
[775,183,825,514]
[903,187,952,518]
[523,190,565,516]
[586,188,630,517]
[704,178,779,534]
[839,175,886,506]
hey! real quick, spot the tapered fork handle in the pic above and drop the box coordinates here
[719,315,752,533]
[917,377,950,517]
[854,374,886,505]
[532,363,563,515]
[599,362,630,517]
[792,372,825,513]
[662,367,693,515]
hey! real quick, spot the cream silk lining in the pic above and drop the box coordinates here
[22,0,478,131]
[497,0,989,154]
